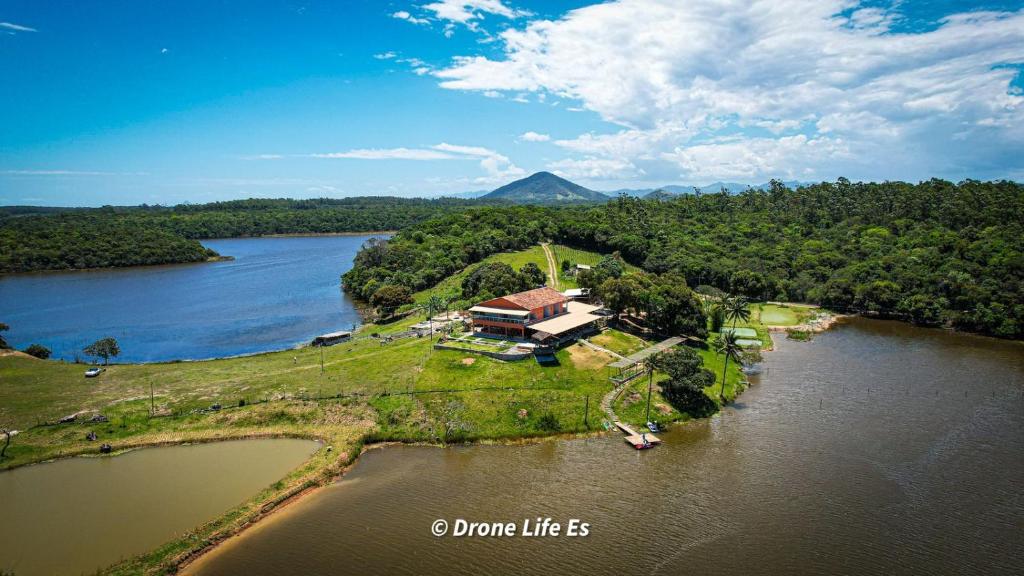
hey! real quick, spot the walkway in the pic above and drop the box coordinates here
[540,242,560,290]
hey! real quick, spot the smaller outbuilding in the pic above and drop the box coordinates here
[312,331,352,347]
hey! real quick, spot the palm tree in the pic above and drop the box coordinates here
[424,295,447,340]
[644,352,669,425]
[713,331,743,401]
[723,295,751,333]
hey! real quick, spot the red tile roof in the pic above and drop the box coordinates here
[502,286,566,310]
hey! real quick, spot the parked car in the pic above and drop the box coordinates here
[84,367,103,378]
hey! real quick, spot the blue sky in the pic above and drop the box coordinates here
[1,0,1022,206]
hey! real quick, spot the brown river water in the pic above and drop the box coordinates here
[185,318,1023,576]
[0,438,319,576]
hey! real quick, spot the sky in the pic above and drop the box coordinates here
[0,0,1022,206]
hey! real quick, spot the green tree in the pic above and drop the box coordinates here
[519,262,546,287]
[712,331,743,401]
[370,285,413,317]
[710,304,726,332]
[649,348,717,417]
[84,337,120,365]
[599,276,639,321]
[723,295,751,331]
[22,344,51,359]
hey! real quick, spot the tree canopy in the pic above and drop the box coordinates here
[343,179,1024,339]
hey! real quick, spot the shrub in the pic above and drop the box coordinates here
[536,412,561,432]
[22,343,51,359]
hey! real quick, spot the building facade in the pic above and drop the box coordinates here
[468,286,603,346]
[469,287,569,338]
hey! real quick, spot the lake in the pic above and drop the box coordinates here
[0,235,385,362]
[0,438,320,576]
[185,319,1024,576]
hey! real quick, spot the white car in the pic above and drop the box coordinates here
[84,367,103,378]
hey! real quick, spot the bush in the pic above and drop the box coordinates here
[660,369,718,418]
[22,343,51,359]
[536,412,561,432]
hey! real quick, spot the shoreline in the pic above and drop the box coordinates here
[0,232,394,277]
[0,313,908,575]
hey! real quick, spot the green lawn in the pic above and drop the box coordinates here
[754,303,815,326]
[588,329,649,356]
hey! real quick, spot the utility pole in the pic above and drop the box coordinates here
[150,381,155,417]
[320,343,324,375]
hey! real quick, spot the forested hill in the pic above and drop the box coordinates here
[0,197,474,273]
[343,179,1024,340]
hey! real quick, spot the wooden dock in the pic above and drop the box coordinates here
[614,421,661,449]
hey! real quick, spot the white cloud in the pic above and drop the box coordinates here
[295,143,524,184]
[310,148,457,161]
[520,131,550,142]
[432,142,525,182]
[394,1,531,36]
[373,51,397,60]
[548,157,643,180]
[0,21,36,32]
[422,0,530,24]
[392,11,430,25]
[434,0,1024,182]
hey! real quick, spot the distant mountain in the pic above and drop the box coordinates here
[644,188,676,201]
[606,180,810,197]
[481,172,610,203]
[433,190,490,200]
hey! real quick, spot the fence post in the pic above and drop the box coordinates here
[584,395,590,428]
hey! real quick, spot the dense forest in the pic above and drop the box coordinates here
[0,197,473,273]
[0,214,218,272]
[342,179,1024,339]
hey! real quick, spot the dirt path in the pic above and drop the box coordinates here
[599,381,623,422]
[540,242,559,290]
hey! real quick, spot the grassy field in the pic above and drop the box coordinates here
[550,244,639,289]
[588,330,649,356]
[613,346,746,426]
[412,245,550,304]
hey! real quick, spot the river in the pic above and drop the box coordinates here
[185,318,1024,576]
[0,235,385,362]
[0,438,319,576]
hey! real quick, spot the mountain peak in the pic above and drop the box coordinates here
[482,172,609,204]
